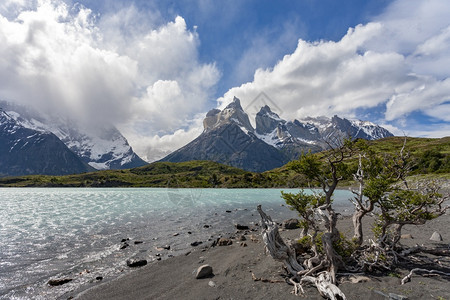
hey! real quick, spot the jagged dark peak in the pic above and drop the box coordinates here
[256,105,282,119]
[257,105,272,115]
[224,96,244,111]
[255,105,285,135]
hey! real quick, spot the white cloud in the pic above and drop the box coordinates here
[0,0,220,161]
[216,0,450,137]
[121,115,204,162]
[218,23,408,120]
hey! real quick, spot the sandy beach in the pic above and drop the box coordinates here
[68,211,450,300]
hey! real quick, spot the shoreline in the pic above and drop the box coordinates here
[68,213,450,300]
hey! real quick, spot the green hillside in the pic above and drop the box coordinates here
[0,137,449,188]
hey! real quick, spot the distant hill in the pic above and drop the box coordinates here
[1,137,448,188]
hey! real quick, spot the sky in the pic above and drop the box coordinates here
[0,0,449,162]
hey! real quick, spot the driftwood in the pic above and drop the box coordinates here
[257,205,346,299]
[401,268,450,284]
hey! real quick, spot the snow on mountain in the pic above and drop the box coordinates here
[0,108,92,176]
[0,101,147,170]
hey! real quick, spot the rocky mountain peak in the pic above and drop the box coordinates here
[255,105,284,135]
[203,96,254,133]
[225,96,243,111]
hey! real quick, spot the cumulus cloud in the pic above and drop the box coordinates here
[218,23,409,120]
[217,0,450,137]
[0,0,219,161]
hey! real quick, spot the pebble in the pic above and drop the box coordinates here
[235,224,249,230]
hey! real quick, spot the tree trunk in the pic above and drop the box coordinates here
[352,210,365,246]
[257,205,346,299]
[392,223,404,247]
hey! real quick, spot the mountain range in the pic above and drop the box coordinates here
[161,97,393,172]
[0,101,146,177]
[0,97,393,176]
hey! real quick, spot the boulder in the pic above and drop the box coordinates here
[430,231,443,242]
[191,241,203,247]
[196,264,213,279]
[282,218,299,229]
[126,259,148,268]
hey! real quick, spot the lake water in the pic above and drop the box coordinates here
[0,188,354,299]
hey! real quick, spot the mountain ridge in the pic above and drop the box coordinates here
[0,108,94,176]
[0,100,147,173]
[161,96,393,171]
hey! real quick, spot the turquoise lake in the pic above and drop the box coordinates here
[0,188,354,299]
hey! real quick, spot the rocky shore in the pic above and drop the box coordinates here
[67,212,450,300]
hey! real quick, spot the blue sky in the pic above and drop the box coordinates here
[0,0,449,161]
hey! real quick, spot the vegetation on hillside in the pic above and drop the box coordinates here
[0,136,448,188]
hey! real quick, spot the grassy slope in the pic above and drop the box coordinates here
[1,137,449,188]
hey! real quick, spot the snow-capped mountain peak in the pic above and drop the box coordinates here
[0,100,147,170]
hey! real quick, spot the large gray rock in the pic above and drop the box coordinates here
[196,264,213,279]
[430,231,443,242]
